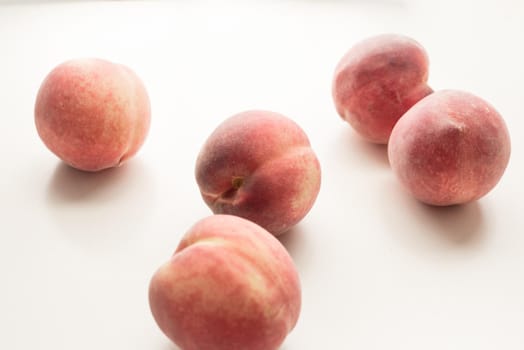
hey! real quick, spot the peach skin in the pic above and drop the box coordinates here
[388,89,511,206]
[148,214,302,350]
[35,58,151,172]
[332,33,433,144]
[195,110,321,236]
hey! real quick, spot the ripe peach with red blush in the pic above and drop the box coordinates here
[35,58,151,172]
[148,214,301,350]
[195,110,321,236]
[388,90,511,206]
[332,33,433,144]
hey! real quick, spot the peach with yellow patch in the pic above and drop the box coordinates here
[148,214,301,350]
[35,58,151,172]
[195,110,321,236]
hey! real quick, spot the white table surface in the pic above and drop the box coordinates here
[1,1,523,349]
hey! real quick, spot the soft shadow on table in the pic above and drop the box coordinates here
[46,161,138,204]
[337,127,390,169]
[278,223,315,271]
[161,342,180,350]
[381,182,486,252]
[417,201,485,245]
[0,0,106,4]
[289,0,406,4]
[44,158,156,247]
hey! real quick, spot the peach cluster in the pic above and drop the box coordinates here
[332,34,511,205]
[34,31,511,350]
[34,58,321,349]
[151,110,321,349]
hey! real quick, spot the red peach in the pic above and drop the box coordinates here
[148,214,301,350]
[388,90,511,206]
[35,58,151,172]
[332,33,433,144]
[195,110,321,236]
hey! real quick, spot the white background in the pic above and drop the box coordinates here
[1,1,523,349]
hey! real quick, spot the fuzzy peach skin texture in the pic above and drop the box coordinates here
[388,90,511,206]
[35,58,151,172]
[195,110,321,236]
[332,33,433,144]
[148,214,301,350]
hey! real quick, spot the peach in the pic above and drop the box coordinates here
[332,33,433,144]
[35,58,151,172]
[148,214,301,350]
[388,90,511,206]
[195,110,321,236]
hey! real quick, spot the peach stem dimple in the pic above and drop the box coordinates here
[231,176,244,190]
[220,176,244,200]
